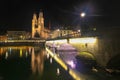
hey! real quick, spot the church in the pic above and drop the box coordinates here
[32,11,50,39]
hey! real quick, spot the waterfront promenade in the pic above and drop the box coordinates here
[46,47,83,80]
[45,41,115,80]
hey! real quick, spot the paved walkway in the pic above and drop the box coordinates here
[46,43,112,80]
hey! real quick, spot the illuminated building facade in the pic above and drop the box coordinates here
[32,11,50,39]
[50,29,81,38]
[0,35,7,41]
[50,29,75,39]
[7,31,31,40]
[32,11,44,38]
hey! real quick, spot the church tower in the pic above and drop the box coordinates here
[32,11,44,38]
[38,12,44,38]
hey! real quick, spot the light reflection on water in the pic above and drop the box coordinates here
[0,46,45,74]
[0,46,74,80]
[31,47,44,75]
[0,46,32,58]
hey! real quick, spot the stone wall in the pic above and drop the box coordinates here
[46,37,120,66]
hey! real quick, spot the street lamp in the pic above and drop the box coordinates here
[79,12,86,36]
[77,29,81,37]
[80,12,86,18]
[57,29,60,37]
[78,29,81,33]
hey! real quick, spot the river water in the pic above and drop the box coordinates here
[0,45,73,80]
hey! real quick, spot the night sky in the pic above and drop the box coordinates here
[0,0,120,33]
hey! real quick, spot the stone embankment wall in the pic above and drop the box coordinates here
[46,37,120,66]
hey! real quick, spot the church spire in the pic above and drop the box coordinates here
[39,11,43,18]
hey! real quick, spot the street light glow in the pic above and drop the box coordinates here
[57,29,60,31]
[78,30,81,32]
[80,12,86,18]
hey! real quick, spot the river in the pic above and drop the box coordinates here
[0,45,73,80]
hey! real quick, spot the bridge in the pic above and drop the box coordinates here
[0,39,46,46]
[1,37,119,67]
[46,37,120,67]
[0,39,46,43]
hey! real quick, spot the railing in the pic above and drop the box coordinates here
[0,39,46,43]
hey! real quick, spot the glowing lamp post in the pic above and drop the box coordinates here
[57,29,60,37]
[80,12,86,18]
[79,12,86,36]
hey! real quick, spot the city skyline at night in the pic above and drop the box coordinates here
[0,0,120,33]
[0,1,120,80]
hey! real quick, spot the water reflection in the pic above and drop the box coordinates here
[0,46,45,75]
[0,46,73,80]
[31,47,45,75]
[0,46,31,58]
[58,51,77,69]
